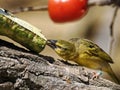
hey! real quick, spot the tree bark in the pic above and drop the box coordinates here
[0,39,120,90]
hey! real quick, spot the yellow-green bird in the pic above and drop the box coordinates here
[47,38,120,84]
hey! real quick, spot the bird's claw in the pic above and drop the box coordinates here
[91,71,102,80]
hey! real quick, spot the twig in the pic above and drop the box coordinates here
[109,6,119,55]
[88,0,113,7]
[11,6,48,14]
[10,0,120,14]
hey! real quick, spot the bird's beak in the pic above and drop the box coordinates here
[47,40,57,49]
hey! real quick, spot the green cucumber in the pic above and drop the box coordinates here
[0,8,47,53]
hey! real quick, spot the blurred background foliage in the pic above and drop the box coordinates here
[0,0,120,81]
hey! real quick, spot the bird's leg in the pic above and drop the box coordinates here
[80,67,103,80]
[91,71,102,80]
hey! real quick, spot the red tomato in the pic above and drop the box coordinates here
[48,0,88,23]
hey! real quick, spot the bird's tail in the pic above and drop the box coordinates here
[107,66,120,84]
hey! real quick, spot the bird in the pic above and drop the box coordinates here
[47,38,120,84]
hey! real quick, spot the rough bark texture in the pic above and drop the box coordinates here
[0,39,120,90]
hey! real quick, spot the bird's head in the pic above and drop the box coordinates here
[47,39,77,60]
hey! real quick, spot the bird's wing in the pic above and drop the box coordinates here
[81,39,114,63]
[69,38,113,63]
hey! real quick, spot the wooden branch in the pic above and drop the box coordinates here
[11,0,120,14]
[0,39,120,90]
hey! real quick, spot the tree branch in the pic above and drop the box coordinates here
[0,39,120,90]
